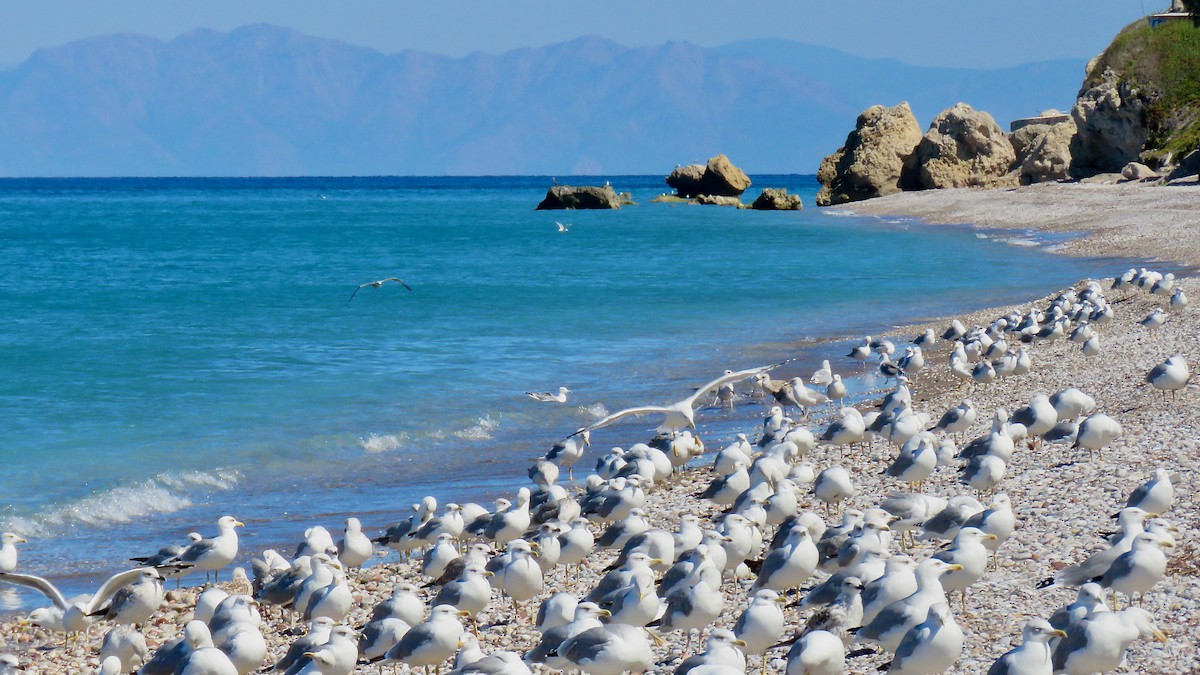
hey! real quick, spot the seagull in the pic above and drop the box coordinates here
[527,387,571,403]
[1146,355,1190,397]
[1051,607,1166,674]
[349,277,412,302]
[556,623,656,675]
[785,630,845,674]
[1125,468,1175,514]
[382,605,470,670]
[0,533,25,573]
[883,603,963,675]
[573,363,783,437]
[170,515,244,584]
[556,222,571,232]
[1097,532,1173,608]
[0,566,169,635]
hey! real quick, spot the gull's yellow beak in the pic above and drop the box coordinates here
[1153,629,1169,643]
[234,521,246,528]
[457,610,473,618]
[598,609,612,617]
[1050,629,1068,638]
[734,639,747,646]
[947,564,964,571]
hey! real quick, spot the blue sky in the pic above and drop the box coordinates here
[0,0,1151,68]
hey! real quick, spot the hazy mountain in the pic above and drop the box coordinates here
[0,25,1086,176]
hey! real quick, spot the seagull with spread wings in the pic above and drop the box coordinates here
[1,565,181,635]
[571,363,785,438]
[349,277,413,302]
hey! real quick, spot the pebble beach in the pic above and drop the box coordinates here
[2,180,1199,673]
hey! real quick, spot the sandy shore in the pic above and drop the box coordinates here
[1,181,1198,673]
[841,181,1200,268]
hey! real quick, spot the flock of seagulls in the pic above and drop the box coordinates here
[0,266,1190,674]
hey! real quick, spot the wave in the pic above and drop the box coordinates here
[454,415,499,441]
[1,469,242,538]
[577,403,609,419]
[358,432,408,453]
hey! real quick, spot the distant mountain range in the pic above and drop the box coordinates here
[0,25,1086,177]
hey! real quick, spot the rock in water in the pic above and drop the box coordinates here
[696,194,743,207]
[536,185,622,210]
[906,102,1018,190]
[1010,117,1076,185]
[666,155,752,200]
[750,188,803,210]
[666,164,706,198]
[699,154,751,197]
[815,102,922,206]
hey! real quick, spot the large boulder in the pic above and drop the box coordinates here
[906,103,1018,190]
[666,164,706,198]
[815,102,922,206]
[1009,117,1076,185]
[699,154,752,197]
[1070,67,1149,176]
[1121,161,1158,181]
[535,185,622,210]
[665,154,751,198]
[750,188,803,210]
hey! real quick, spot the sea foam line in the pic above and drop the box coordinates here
[1,469,242,538]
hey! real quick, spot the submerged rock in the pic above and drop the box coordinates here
[696,194,743,207]
[750,188,803,210]
[906,102,1018,190]
[535,185,622,210]
[815,102,922,206]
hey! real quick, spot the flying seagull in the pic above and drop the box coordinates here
[349,277,413,302]
[557,222,571,232]
[571,362,786,438]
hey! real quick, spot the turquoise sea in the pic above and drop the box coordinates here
[0,175,1117,608]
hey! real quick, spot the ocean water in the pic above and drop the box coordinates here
[0,175,1115,609]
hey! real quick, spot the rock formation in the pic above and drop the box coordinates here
[905,103,1018,190]
[696,194,743,207]
[665,164,706,198]
[815,102,922,206]
[750,188,803,210]
[1009,116,1076,185]
[665,154,751,198]
[1070,68,1150,176]
[535,185,622,210]
[1122,161,1158,180]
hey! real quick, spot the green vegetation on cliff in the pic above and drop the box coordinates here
[1089,18,1200,158]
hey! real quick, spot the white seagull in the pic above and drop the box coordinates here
[573,363,783,437]
[349,277,412,302]
[527,387,571,403]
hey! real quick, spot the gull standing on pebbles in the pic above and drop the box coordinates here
[0,565,171,636]
[676,629,748,674]
[985,618,1065,675]
[884,603,963,675]
[786,629,844,675]
[734,589,787,670]
[173,515,244,584]
[336,518,373,569]
[931,527,997,612]
[813,466,854,515]
[852,559,962,653]
[1126,468,1175,514]
[1139,307,1166,329]
[1146,355,1190,397]
[383,605,470,673]
[1097,532,1173,608]
[527,387,571,403]
[556,623,656,675]
[1051,607,1167,674]
[1072,414,1123,459]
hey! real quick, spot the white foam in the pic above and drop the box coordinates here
[577,403,609,419]
[455,415,499,441]
[1,469,242,538]
[822,208,858,217]
[359,432,407,453]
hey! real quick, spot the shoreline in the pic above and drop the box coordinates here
[2,181,1199,672]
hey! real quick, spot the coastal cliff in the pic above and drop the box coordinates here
[817,9,1200,204]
